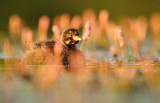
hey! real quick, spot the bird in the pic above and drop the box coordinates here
[22,28,85,69]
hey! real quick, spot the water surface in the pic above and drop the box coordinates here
[0,52,160,103]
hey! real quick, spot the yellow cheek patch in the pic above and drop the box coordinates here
[65,40,71,44]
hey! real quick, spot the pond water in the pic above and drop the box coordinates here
[0,50,160,103]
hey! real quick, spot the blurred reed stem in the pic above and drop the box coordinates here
[122,47,126,62]
[80,40,85,51]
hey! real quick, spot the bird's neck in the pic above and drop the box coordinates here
[68,45,76,49]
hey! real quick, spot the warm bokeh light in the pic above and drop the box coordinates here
[53,42,63,56]
[70,15,82,29]
[99,9,109,31]
[8,14,23,39]
[52,25,60,41]
[150,13,160,37]
[21,27,33,49]
[3,39,11,55]
[38,15,50,41]
[59,13,70,31]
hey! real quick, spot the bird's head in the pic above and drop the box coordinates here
[61,28,82,47]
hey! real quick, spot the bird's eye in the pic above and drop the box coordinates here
[75,31,79,36]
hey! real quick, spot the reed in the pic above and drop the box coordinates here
[80,21,91,51]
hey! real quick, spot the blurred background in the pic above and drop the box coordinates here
[0,0,160,31]
[1,1,160,103]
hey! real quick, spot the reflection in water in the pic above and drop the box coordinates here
[0,57,160,103]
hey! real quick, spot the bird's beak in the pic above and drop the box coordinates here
[73,36,82,41]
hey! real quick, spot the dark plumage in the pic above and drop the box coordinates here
[22,28,85,68]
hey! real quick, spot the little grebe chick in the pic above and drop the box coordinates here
[22,28,85,68]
